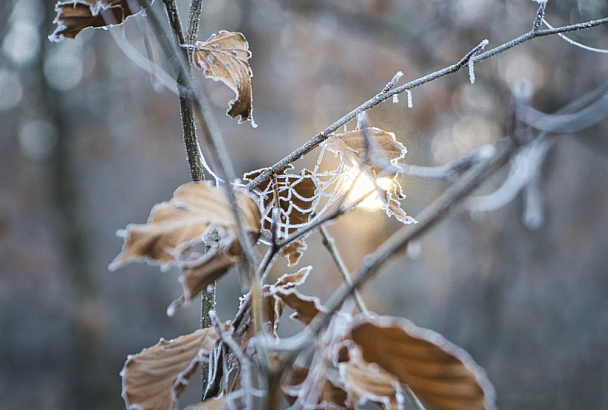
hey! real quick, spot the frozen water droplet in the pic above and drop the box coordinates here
[392,94,399,103]
[406,90,413,108]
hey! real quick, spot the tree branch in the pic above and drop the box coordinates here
[245,17,608,191]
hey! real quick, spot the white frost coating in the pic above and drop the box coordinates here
[468,39,489,85]
[406,90,413,108]
[468,59,476,84]
[392,94,399,103]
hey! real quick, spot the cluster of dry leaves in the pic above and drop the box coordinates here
[119,266,496,410]
[50,2,496,410]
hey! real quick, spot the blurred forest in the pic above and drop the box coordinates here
[1,0,608,409]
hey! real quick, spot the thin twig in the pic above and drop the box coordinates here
[318,225,367,314]
[245,17,608,191]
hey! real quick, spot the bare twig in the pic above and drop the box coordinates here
[318,225,367,314]
[245,17,608,191]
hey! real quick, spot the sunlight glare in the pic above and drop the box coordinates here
[343,167,393,211]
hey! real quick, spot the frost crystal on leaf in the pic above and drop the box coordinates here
[49,0,151,41]
[193,31,256,126]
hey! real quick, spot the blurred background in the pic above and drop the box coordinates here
[2,0,608,409]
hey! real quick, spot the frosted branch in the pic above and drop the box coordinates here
[246,15,608,191]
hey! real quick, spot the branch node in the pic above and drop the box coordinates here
[456,39,489,71]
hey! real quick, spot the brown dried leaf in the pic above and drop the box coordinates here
[50,0,148,41]
[267,266,311,292]
[350,317,496,410]
[380,189,417,225]
[193,31,254,125]
[325,127,406,173]
[279,239,307,266]
[282,366,352,410]
[121,327,220,410]
[339,354,402,410]
[111,182,260,315]
[255,266,312,335]
[110,182,260,268]
[167,235,241,316]
[274,288,326,325]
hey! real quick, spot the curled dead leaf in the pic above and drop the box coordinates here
[323,127,415,225]
[110,182,260,268]
[349,317,497,410]
[267,266,312,293]
[50,0,149,41]
[193,31,255,125]
[121,327,221,410]
[274,288,326,325]
[324,127,406,175]
[110,182,261,314]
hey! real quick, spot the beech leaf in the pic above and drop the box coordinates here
[274,288,326,325]
[255,266,313,335]
[110,182,260,314]
[193,31,255,125]
[121,327,221,410]
[267,266,312,293]
[339,355,403,410]
[50,0,149,41]
[110,182,260,268]
[325,127,406,174]
[349,317,497,410]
